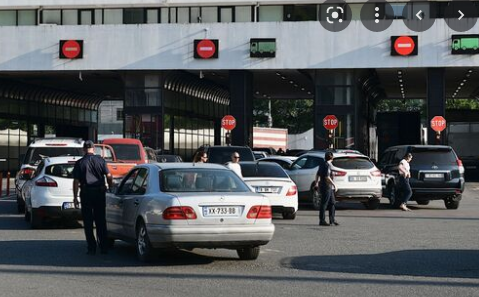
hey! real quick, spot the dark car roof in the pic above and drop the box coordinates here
[386,145,452,150]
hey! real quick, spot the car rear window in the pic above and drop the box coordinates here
[240,163,289,178]
[45,164,75,178]
[160,169,251,192]
[332,157,374,170]
[410,148,456,165]
[109,144,141,161]
[208,147,255,164]
[25,147,83,165]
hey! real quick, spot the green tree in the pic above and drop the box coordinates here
[253,99,313,134]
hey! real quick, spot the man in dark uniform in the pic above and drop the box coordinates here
[73,140,113,255]
[314,152,339,226]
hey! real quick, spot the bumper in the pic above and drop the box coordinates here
[271,206,296,214]
[335,188,382,201]
[411,188,463,200]
[147,224,275,249]
[36,206,82,220]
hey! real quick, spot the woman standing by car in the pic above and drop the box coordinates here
[398,153,413,211]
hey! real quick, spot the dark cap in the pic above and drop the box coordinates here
[83,140,94,149]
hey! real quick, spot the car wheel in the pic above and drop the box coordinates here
[237,246,260,260]
[444,198,460,210]
[366,199,380,210]
[416,200,430,205]
[30,209,42,229]
[388,184,401,209]
[312,189,321,210]
[136,220,154,262]
[282,211,296,220]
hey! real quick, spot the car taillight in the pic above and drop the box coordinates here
[286,185,297,196]
[457,158,465,174]
[370,169,382,177]
[332,170,347,177]
[163,206,197,220]
[457,159,463,167]
[247,205,272,219]
[35,177,58,187]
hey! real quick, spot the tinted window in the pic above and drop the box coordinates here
[45,164,75,179]
[109,144,141,161]
[131,168,148,195]
[25,147,83,165]
[332,157,374,170]
[240,163,289,178]
[208,147,255,164]
[118,169,139,195]
[160,169,250,192]
[410,148,456,165]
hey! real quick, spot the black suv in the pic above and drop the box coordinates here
[196,145,255,164]
[378,145,465,209]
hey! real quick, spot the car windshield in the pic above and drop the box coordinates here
[332,157,374,170]
[241,163,289,178]
[25,147,83,165]
[109,144,141,161]
[160,169,251,192]
[45,163,75,179]
[410,148,456,165]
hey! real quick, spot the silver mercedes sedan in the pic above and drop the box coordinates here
[106,163,275,262]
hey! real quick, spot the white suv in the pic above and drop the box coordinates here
[15,138,84,213]
[22,156,83,229]
[286,150,382,210]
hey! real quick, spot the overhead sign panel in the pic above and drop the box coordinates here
[391,36,418,56]
[194,39,219,59]
[250,38,276,58]
[451,35,479,55]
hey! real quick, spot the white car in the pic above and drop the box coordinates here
[23,156,83,229]
[15,138,84,213]
[106,163,275,262]
[287,151,382,210]
[239,161,298,219]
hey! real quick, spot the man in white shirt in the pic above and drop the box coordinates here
[398,153,413,211]
[226,152,243,178]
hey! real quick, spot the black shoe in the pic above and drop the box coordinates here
[86,250,96,255]
[319,221,330,226]
[330,221,340,226]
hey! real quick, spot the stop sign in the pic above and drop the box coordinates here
[323,115,339,130]
[393,36,415,56]
[195,39,218,59]
[431,116,446,132]
[221,115,236,130]
[60,40,83,59]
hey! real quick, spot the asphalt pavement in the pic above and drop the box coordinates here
[0,183,478,297]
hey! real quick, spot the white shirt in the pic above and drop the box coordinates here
[226,162,243,178]
[399,159,410,177]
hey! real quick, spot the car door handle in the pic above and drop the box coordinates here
[134,199,139,206]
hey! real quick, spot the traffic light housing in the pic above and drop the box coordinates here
[225,132,232,145]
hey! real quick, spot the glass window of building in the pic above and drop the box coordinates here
[80,10,94,25]
[219,7,234,22]
[18,10,36,26]
[191,7,201,23]
[178,7,189,23]
[62,10,78,25]
[42,10,61,24]
[147,9,159,23]
[235,6,252,22]
[386,3,406,19]
[0,11,16,26]
[124,8,145,24]
[349,4,362,20]
[284,5,317,21]
[201,7,218,23]
[170,8,177,23]
[94,9,103,24]
[160,8,169,23]
[104,9,123,24]
[259,6,283,22]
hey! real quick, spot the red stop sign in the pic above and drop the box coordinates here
[431,116,446,132]
[394,36,415,56]
[323,115,338,130]
[221,115,236,130]
[196,39,216,59]
[61,40,82,59]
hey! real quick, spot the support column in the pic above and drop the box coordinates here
[229,70,253,147]
[427,68,446,145]
[214,120,221,145]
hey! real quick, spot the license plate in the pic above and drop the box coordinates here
[425,173,443,179]
[256,186,280,193]
[62,202,79,210]
[349,176,367,182]
[203,206,240,217]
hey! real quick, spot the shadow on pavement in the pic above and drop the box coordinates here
[282,249,479,279]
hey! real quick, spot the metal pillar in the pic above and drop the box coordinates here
[229,70,253,147]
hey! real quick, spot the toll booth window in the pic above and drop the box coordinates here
[42,10,61,25]
[0,11,16,26]
[104,9,123,24]
[124,9,145,24]
[62,10,78,25]
[259,6,284,22]
[235,6,252,22]
[201,7,218,23]
[178,7,190,24]
[18,10,36,26]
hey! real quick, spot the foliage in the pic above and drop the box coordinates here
[253,99,313,134]
[446,99,479,109]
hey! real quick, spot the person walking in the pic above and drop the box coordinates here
[398,153,413,211]
[225,152,243,178]
[73,140,113,255]
[314,152,339,226]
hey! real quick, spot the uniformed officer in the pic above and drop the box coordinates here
[73,140,113,255]
[314,152,339,226]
